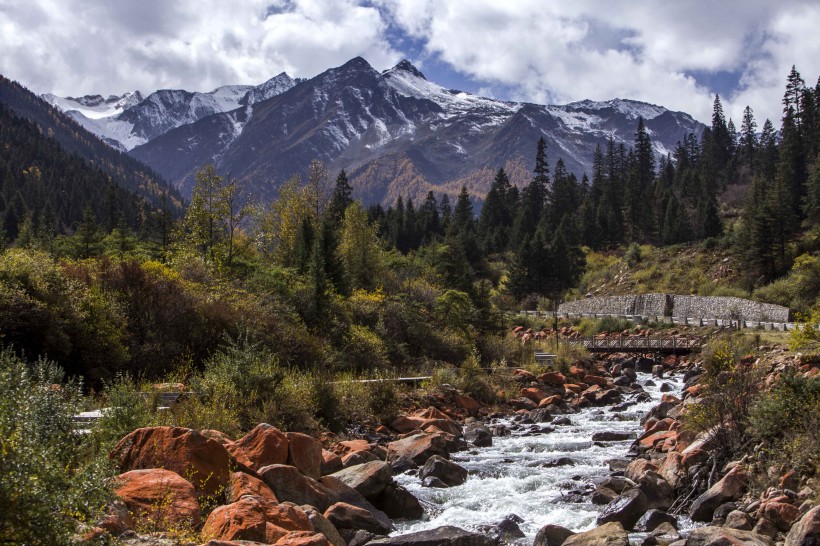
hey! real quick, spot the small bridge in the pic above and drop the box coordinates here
[560,336,705,355]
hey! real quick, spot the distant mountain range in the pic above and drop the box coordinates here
[43,57,705,204]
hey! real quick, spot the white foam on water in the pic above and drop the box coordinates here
[393,372,687,543]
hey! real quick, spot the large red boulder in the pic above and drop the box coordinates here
[111,426,232,496]
[625,459,659,483]
[321,449,344,475]
[274,532,332,545]
[690,466,746,522]
[786,505,820,546]
[386,433,450,466]
[202,496,313,543]
[287,432,324,479]
[521,387,548,403]
[236,424,290,471]
[323,502,391,535]
[539,372,567,386]
[225,471,278,503]
[114,469,201,530]
[259,464,337,511]
[760,501,801,532]
[334,439,370,456]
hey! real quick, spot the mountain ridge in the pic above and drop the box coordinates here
[45,57,705,204]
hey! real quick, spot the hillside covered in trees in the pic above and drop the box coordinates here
[0,66,818,384]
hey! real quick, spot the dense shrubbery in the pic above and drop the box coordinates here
[0,349,112,545]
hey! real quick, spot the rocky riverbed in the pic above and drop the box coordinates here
[87,348,819,546]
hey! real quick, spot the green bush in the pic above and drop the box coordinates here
[0,349,113,545]
[93,374,154,447]
[596,315,633,334]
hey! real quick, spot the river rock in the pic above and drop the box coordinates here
[510,397,538,410]
[564,522,629,546]
[760,500,801,531]
[623,368,637,381]
[342,529,377,546]
[592,431,635,442]
[375,482,424,520]
[724,510,754,531]
[540,372,567,385]
[111,426,233,496]
[226,471,278,503]
[534,523,576,546]
[323,501,391,535]
[301,505,346,546]
[287,432,324,479]
[386,433,450,466]
[366,525,498,545]
[684,526,774,546]
[786,505,820,546]
[203,496,313,543]
[329,461,392,499]
[114,469,201,530]
[599,476,637,494]
[626,459,659,482]
[420,455,468,487]
[236,423,290,470]
[318,475,393,532]
[690,467,746,522]
[636,509,678,532]
[343,450,380,468]
[276,531,334,545]
[321,450,344,475]
[637,470,674,510]
[592,487,619,505]
[422,476,447,488]
[753,517,779,538]
[530,408,555,423]
[597,488,649,530]
[260,464,336,510]
[464,423,493,447]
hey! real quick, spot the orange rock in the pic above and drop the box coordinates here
[334,439,371,456]
[413,407,451,421]
[583,374,610,387]
[539,372,567,385]
[568,366,586,378]
[203,496,313,543]
[521,387,548,403]
[111,426,232,496]
[564,384,583,394]
[341,450,379,468]
[226,471,278,503]
[454,394,481,413]
[681,447,709,468]
[514,369,537,381]
[386,433,449,465]
[389,415,427,434]
[115,469,200,530]
[236,424,290,471]
[274,531,332,545]
[661,394,681,404]
[538,395,563,408]
[223,441,255,470]
[639,430,677,450]
[287,432,323,479]
[760,501,800,531]
[321,449,343,475]
[625,458,659,482]
[658,451,685,490]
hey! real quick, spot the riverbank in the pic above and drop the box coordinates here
[77,337,819,546]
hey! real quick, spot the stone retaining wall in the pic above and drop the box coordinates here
[558,294,790,322]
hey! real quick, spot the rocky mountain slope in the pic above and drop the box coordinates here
[46,58,704,203]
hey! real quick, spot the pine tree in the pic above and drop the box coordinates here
[783,66,805,125]
[478,168,514,253]
[738,106,758,168]
[75,205,100,258]
[419,191,440,243]
[328,169,353,224]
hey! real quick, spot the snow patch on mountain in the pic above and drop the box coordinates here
[43,75,295,150]
[43,91,143,120]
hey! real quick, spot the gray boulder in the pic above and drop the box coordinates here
[420,455,468,487]
[367,525,498,545]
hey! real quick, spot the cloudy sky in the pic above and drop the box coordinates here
[1,0,818,124]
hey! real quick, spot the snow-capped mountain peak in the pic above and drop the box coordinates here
[42,90,143,120]
[42,73,296,150]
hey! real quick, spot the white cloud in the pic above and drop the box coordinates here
[377,0,820,123]
[0,0,402,96]
[0,0,817,125]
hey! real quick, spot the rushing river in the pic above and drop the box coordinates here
[393,372,686,543]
